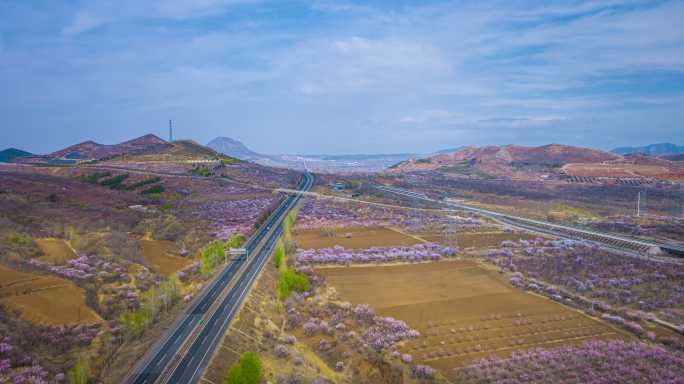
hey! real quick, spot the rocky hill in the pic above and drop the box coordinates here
[390,144,620,177]
[49,134,172,160]
[207,137,263,161]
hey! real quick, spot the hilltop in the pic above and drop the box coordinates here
[49,134,171,160]
[390,144,619,177]
[207,137,263,161]
[0,147,33,163]
[24,134,226,164]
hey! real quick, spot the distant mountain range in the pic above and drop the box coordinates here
[209,136,625,173]
[207,137,420,173]
[0,148,33,163]
[1,134,223,165]
[390,144,620,176]
[612,143,684,156]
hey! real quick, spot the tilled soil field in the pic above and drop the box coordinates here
[295,226,424,249]
[0,264,101,325]
[35,238,77,264]
[412,231,537,248]
[139,239,192,276]
[317,261,626,372]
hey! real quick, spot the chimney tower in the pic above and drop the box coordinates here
[169,120,173,142]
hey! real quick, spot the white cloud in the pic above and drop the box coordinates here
[62,12,103,36]
[152,0,260,19]
[3,0,684,153]
[61,0,260,36]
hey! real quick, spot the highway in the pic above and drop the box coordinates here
[127,172,314,384]
[374,185,684,260]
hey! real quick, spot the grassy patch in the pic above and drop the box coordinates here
[225,352,262,384]
[190,166,213,177]
[547,202,599,221]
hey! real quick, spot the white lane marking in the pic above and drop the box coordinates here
[188,238,274,383]
[157,351,168,366]
[169,182,308,383]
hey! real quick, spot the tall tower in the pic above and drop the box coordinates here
[169,120,173,142]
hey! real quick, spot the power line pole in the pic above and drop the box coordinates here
[637,191,641,217]
[169,120,173,142]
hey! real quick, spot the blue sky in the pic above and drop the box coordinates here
[1,0,683,155]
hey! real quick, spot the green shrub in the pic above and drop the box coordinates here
[146,193,161,200]
[124,176,161,191]
[7,232,34,246]
[99,174,130,188]
[226,366,242,384]
[274,240,284,270]
[167,191,183,201]
[190,166,212,177]
[226,233,246,249]
[141,185,165,195]
[200,240,225,274]
[119,277,179,339]
[67,359,88,384]
[224,352,262,384]
[79,171,111,184]
[278,269,309,300]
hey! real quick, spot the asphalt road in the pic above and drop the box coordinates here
[127,172,313,384]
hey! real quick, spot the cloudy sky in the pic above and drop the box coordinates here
[1,0,683,155]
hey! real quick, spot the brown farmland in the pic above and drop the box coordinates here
[414,231,537,248]
[295,226,423,249]
[140,239,192,276]
[0,265,100,325]
[35,238,77,264]
[317,261,625,372]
